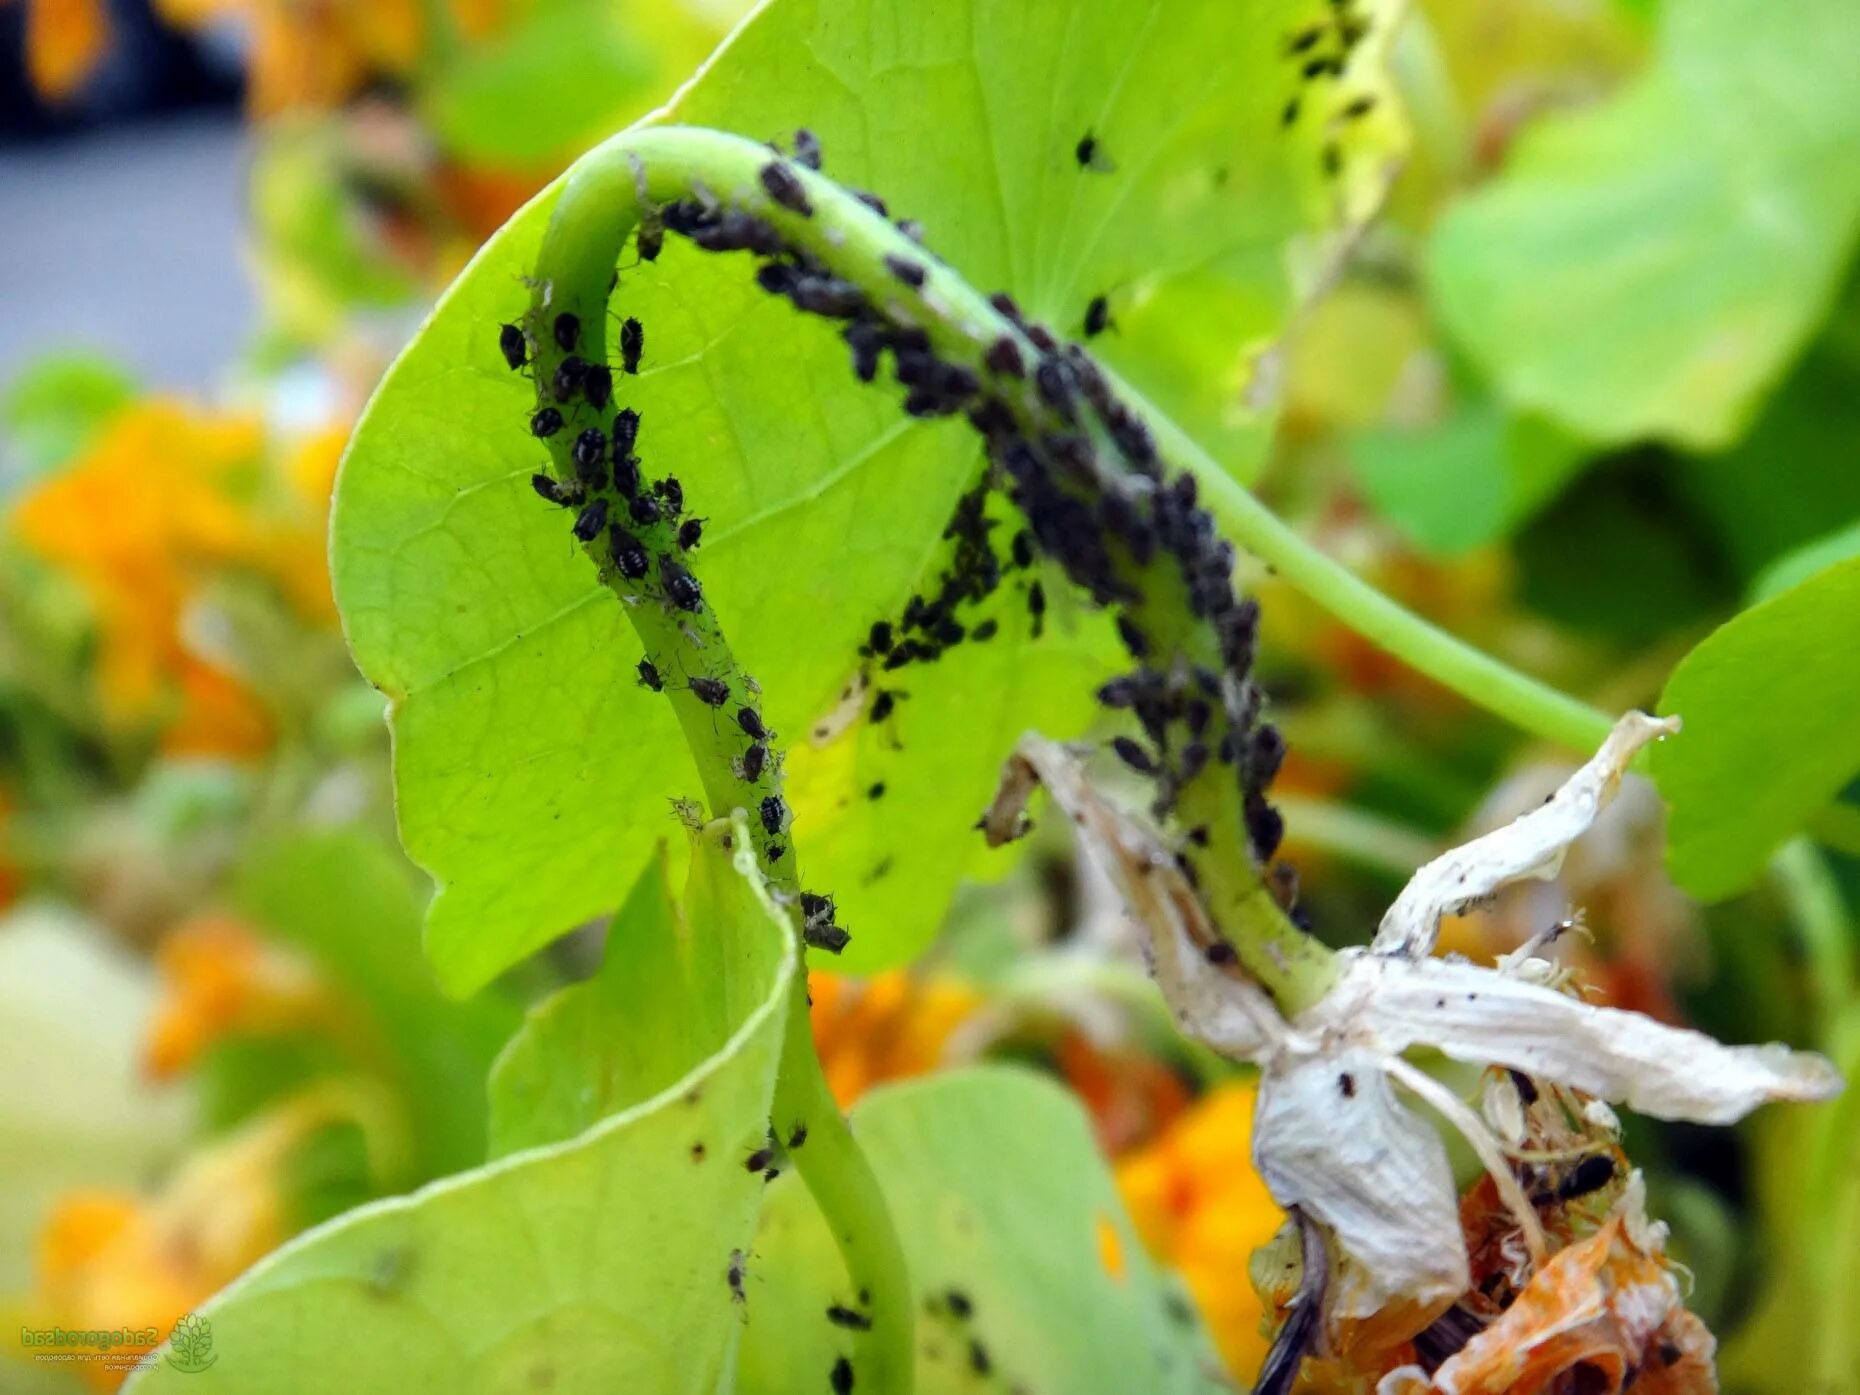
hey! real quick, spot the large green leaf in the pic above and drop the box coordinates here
[736,1069,1228,1394]
[123,819,795,1394]
[1650,557,1860,900]
[333,0,1408,993]
[1427,0,1860,451]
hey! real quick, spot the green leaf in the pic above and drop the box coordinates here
[735,1068,1227,1395]
[1751,519,1860,604]
[1650,557,1860,900]
[0,352,136,481]
[232,830,520,1178]
[1427,0,1860,450]
[334,0,1409,993]
[124,819,796,1395]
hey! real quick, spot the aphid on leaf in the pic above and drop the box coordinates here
[788,1122,808,1149]
[738,707,769,740]
[727,1249,747,1303]
[830,1357,854,1395]
[661,555,703,611]
[678,518,704,550]
[637,657,663,691]
[1115,614,1150,659]
[869,690,897,723]
[945,1289,973,1319]
[572,497,608,542]
[611,527,651,580]
[1555,1153,1618,1203]
[854,189,889,217]
[744,1138,776,1172]
[766,843,786,862]
[620,317,644,375]
[884,254,927,288]
[637,220,664,263]
[530,406,564,438]
[759,160,813,215]
[583,363,613,411]
[740,743,768,782]
[984,336,1025,378]
[1111,736,1156,775]
[1281,97,1301,128]
[1245,791,1285,860]
[498,322,527,370]
[1083,295,1111,338]
[553,311,580,352]
[844,321,883,382]
[968,1340,991,1376]
[531,473,577,507]
[614,452,641,499]
[630,493,661,526]
[867,620,894,655]
[553,355,587,402]
[867,782,886,800]
[1321,141,1342,178]
[1075,130,1115,171]
[655,476,685,516]
[1205,939,1237,965]
[689,675,730,707]
[896,217,925,244]
[612,407,640,456]
[1034,359,1077,422]
[970,618,998,642]
[1027,580,1047,634]
[793,128,823,171]
[826,1304,871,1331]
[1341,93,1378,120]
[1286,24,1323,54]
[791,276,866,318]
[759,794,786,835]
[572,427,607,477]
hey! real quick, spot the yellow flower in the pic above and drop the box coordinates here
[808,970,984,1109]
[1115,1082,1285,1381]
[142,916,333,1080]
[9,0,112,102]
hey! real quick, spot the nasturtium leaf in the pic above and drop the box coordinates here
[124,820,795,1395]
[736,1068,1228,1395]
[1427,0,1860,451]
[1750,520,1860,605]
[233,830,518,1179]
[333,0,1409,993]
[1650,557,1860,901]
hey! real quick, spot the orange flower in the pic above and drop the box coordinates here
[808,970,983,1109]
[142,916,333,1079]
[10,0,112,101]
[1116,1082,1286,1380]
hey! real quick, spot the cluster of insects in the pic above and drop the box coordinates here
[1278,0,1381,181]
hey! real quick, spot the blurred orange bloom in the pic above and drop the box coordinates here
[143,916,333,1079]
[10,0,111,101]
[10,400,336,756]
[1116,1082,1285,1380]
[808,969,983,1109]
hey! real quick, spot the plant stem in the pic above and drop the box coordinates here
[531,131,914,1393]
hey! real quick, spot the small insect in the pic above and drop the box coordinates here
[1281,97,1301,128]
[582,363,613,411]
[677,518,703,550]
[661,555,703,611]
[637,657,663,691]
[826,1304,871,1331]
[1205,939,1237,965]
[612,407,641,456]
[552,355,587,402]
[869,690,896,723]
[1246,724,1286,789]
[1246,793,1285,860]
[759,160,813,215]
[655,476,685,516]
[1321,140,1342,178]
[738,707,769,740]
[727,1249,747,1303]
[866,782,886,800]
[1010,530,1034,568]
[830,1356,854,1395]
[1034,358,1077,422]
[853,189,889,217]
[1286,24,1323,54]
[614,452,641,499]
[790,277,866,318]
[530,406,564,438]
[984,336,1025,377]
[1115,614,1150,659]
[1075,129,1115,171]
[968,1340,991,1376]
[745,1139,776,1172]
[844,321,883,383]
[1111,735,1156,775]
[759,794,786,835]
[1083,294,1111,337]
[531,473,577,507]
[498,322,527,370]
[637,220,664,262]
[1186,824,1210,847]
[1556,1154,1618,1202]
[620,317,644,375]
[553,311,580,352]
[1027,580,1047,634]
[610,527,651,580]
[766,843,786,862]
[1339,1072,1357,1098]
[1179,740,1209,784]
[689,675,730,707]
[793,128,823,171]
[630,493,661,526]
[945,1289,973,1319]
[866,620,894,654]
[740,744,768,782]
[787,1123,808,1149]
[573,427,607,476]
[884,254,927,288]
[970,618,998,642]
[1342,93,1378,120]
[896,217,925,243]
[572,497,609,542]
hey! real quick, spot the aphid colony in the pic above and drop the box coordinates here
[510,123,1311,964]
[1276,0,1380,184]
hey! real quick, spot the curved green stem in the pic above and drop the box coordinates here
[531,130,914,1393]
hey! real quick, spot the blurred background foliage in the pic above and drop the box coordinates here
[0,0,1856,1390]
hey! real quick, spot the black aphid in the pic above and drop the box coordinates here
[727,1249,747,1302]
[611,527,651,580]
[844,321,883,382]
[637,657,663,691]
[1111,735,1156,775]
[553,355,587,402]
[661,555,703,612]
[678,518,703,550]
[884,254,927,288]
[946,1289,973,1319]
[896,217,925,243]
[867,782,886,800]
[1245,792,1285,861]
[1245,724,1286,789]
[614,452,641,499]
[573,427,607,476]
[637,221,664,262]
[741,744,768,782]
[655,476,684,516]
[869,690,896,723]
[1115,614,1150,658]
[793,128,823,171]
[1281,97,1301,128]
[498,323,527,370]
[985,336,1025,377]
[968,1340,991,1376]
[583,363,613,411]
[1027,579,1047,632]
[1321,141,1342,178]
[1034,358,1077,422]
[745,1142,775,1173]
[1557,1154,1618,1202]
[1076,130,1099,167]
[759,160,813,215]
[531,473,576,507]
[867,619,894,654]
[630,493,661,526]
[1287,24,1323,53]
[830,1356,854,1395]
[826,1304,871,1331]
[1205,940,1237,965]
[572,497,608,542]
[787,1123,808,1149]
[1342,93,1378,120]
[790,277,866,318]
[1083,294,1110,337]
[970,618,998,641]
[553,311,580,352]
[612,407,640,456]
[1010,529,1034,568]
[854,189,889,216]
[620,317,644,374]
[691,210,785,254]
[689,675,730,707]
[738,707,769,740]
[766,842,786,862]
[759,794,786,835]
[530,407,564,438]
